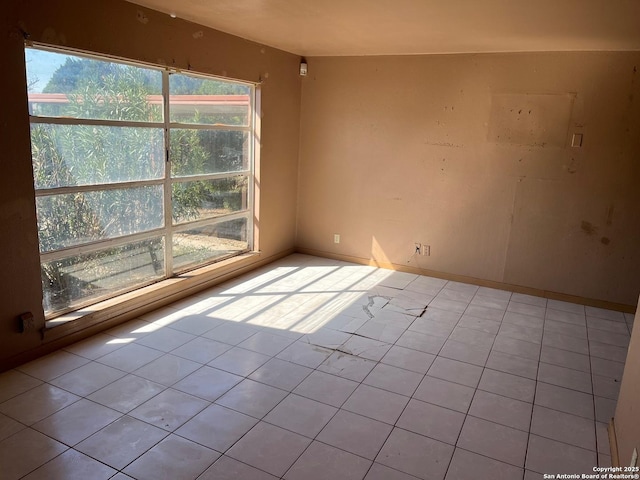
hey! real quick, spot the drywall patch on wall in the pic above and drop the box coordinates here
[488,93,575,147]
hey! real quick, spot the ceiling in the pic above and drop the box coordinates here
[126,0,640,57]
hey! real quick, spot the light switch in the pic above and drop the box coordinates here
[571,133,583,147]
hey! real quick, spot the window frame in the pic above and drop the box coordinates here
[26,43,257,319]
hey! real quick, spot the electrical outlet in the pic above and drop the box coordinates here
[18,312,35,333]
[334,234,340,244]
[414,243,422,255]
[423,244,431,256]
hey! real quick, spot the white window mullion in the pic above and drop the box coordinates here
[40,228,166,262]
[29,116,164,129]
[170,171,250,184]
[162,71,173,276]
[35,179,164,197]
[249,86,260,252]
[172,211,251,234]
[168,122,251,132]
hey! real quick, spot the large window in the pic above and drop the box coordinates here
[26,46,256,317]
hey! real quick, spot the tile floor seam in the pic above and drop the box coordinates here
[169,417,243,456]
[12,443,72,480]
[43,447,122,479]
[585,323,604,465]
[121,434,218,479]
[530,397,597,422]
[464,410,531,434]
[223,454,285,480]
[311,434,386,464]
[495,333,543,348]
[443,393,476,479]
[362,365,426,399]
[459,424,529,470]
[3,391,87,429]
[94,350,167,375]
[387,418,462,448]
[244,358,315,391]
[0,377,43,405]
[411,387,473,416]
[524,308,548,475]
[451,446,529,479]
[537,358,591,375]
[277,420,339,479]
[525,422,600,455]
[16,352,90,384]
[376,389,429,474]
[363,462,423,480]
[491,342,542,362]
[540,339,591,355]
[126,387,211,431]
[260,395,341,436]
[205,345,270,376]
[74,417,171,472]
[474,383,533,405]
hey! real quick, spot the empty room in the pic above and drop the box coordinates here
[1,0,640,479]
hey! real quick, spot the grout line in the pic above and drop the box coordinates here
[585,319,603,466]
[524,301,548,475]
[440,288,503,478]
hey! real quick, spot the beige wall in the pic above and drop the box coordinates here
[614,300,640,465]
[0,0,301,366]
[297,53,640,306]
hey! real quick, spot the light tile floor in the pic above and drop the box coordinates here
[0,254,634,480]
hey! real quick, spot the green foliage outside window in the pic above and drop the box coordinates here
[30,53,250,313]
